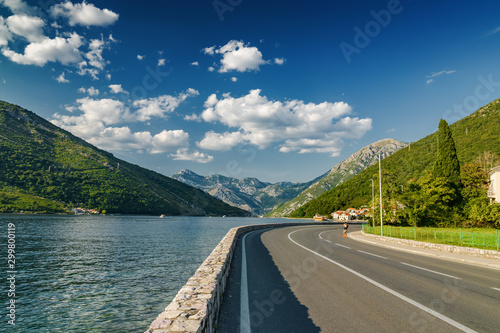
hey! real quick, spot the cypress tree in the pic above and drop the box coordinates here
[434,119,461,189]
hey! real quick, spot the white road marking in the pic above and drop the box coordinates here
[400,262,461,280]
[335,243,351,249]
[288,229,477,333]
[491,287,500,292]
[240,233,251,333]
[357,250,388,259]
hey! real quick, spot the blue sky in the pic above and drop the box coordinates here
[1,0,500,183]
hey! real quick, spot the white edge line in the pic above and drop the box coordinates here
[491,287,500,292]
[357,250,388,260]
[240,233,251,333]
[400,262,461,280]
[335,243,351,249]
[288,229,477,333]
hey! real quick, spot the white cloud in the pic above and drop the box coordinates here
[56,72,69,83]
[203,46,215,55]
[87,86,99,96]
[50,1,119,27]
[183,113,201,122]
[158,58,166,66]
[191,61,199,66]
[197,89,372,156]
[197,131,243,151]
[51,96,192,155]
[85,38,106,69]
[214,40,267,73]
[1,0,36,15]
[274,57,285,65]
[2,32,83,66]
[208,66,215,72]
[133,88,199,121]
[6,14,45,42]
[231,77,237,82]
[0,17,12,46]
[279,137,344,155]
[109,84,128,94]
[426,69,455,84]
[137,54,144,60]
[171,148,213,163]
[150,130,189,154]
[77,86,99,95]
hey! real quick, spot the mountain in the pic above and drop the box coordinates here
[172,169,321,215]
[289,98,500,218]
[268,139,407,217]
[0,100,248,216]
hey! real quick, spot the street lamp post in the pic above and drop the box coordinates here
[370,179,374,227]
[379,154,383,236]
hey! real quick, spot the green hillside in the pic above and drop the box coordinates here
[290,99,500,221]
[0,101,247,216]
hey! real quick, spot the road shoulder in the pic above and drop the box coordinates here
[348,230,500,270]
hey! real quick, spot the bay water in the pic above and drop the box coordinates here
[1,214,291,332]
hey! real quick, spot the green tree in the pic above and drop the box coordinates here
[461,162,488,201]
[434,119,461,190]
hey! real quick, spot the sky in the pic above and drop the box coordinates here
[1,0,500,183]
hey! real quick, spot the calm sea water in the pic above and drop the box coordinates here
[1,214,291,332]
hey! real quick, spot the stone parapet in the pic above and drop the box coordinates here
[145,221,332,333]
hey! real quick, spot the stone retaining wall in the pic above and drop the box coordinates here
[145,222,332,333]
[361,231,500,259]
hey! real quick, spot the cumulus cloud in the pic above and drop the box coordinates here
[80,127,190,154]
[1,0,36,15]
[196,89,372,156]
[51,90,199,156]
[56,72,69,83]
[158,58,166,66]
[78,86,99,95]
[191,61,199,66]
[132,88,199,121]
[274,57,285,65]
[198,131,243,151]
[171,148,213,163]
[204,40,268,73]
[5,14,45,42]
[2,32,84,66]
[109,84,128,94]
[50,1,119,27]
[150,130,189,154]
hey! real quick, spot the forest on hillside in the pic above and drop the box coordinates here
[0,101,247,216]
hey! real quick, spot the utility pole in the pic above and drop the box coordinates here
[370,179,375,227]
[379,154,383,236]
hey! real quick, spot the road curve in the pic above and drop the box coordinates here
[217,224,500,332]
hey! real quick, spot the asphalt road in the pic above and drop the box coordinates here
[217,224,500,332]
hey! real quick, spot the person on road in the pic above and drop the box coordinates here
[343,221,348,237]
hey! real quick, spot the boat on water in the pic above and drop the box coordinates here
[313,214,327,221]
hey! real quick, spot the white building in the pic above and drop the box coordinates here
[488,166,500,204]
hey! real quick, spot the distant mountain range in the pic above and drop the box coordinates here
[172,139,407,216]
[171,169,323,215]
[0,100,247,216]
[268,138,407,217]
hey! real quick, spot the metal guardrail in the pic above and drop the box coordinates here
[362,225,500,251]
